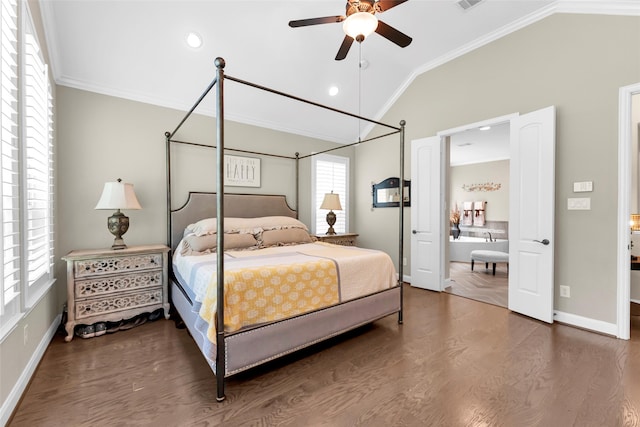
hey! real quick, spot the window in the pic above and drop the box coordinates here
[312,154,349,234]
[0,0,54,338]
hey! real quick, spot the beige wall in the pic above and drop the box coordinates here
[356,13,640,324]
[54,85,356,292]
[450,160,510,222]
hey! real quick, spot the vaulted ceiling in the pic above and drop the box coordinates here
[40,0,625,153]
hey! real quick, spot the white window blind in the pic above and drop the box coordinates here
[23,8,54,299]
[0,0,54,336]
[312,154,349,234]
[0,0,20,324]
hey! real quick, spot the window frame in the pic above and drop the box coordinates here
[311,153,349,235]
[0,0,55,340]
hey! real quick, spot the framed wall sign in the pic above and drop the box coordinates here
[224,155,261,187]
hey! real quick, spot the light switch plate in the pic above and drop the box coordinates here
[568,197,591,210]
[573,181,593,192]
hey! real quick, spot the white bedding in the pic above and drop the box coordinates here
[173,241,397,304]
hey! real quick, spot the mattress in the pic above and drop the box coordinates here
[173,242,397,335]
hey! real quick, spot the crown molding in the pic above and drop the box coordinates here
[43,0,640,143]
[372,0,640,137]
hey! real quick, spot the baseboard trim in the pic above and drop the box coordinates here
[553,310,617,337]
[631,298,640,305]
[0,313,62,426]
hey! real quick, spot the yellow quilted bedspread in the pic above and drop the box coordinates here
[199,257,339,342]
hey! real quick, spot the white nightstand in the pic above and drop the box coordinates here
[62,244,170,341]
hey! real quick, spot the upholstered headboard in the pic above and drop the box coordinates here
[170,192,297,252]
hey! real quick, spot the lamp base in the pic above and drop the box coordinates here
[111,237,127,250]
[107,210,129,250]
[325,210,337,235]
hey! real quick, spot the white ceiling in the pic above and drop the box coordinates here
[449,122,510,166]
[40,0,625,148]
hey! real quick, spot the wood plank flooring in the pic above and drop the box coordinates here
[446,261,508,308]
[8,285,640,427]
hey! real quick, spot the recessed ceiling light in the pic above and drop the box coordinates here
[479,126,491,131]
[329,86,339,96]
[186,32,202,49]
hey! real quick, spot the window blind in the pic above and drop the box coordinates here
[23,5,54,301]
[0,0,55,335]
[0,0,20,320]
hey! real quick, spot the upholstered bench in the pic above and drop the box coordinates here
[470,250,509,276]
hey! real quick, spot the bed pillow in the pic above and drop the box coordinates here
[253,216,308,231]
[260,228,314,248]
[180,232,258,255]
[187,218,218,236]
[188,216,307,236]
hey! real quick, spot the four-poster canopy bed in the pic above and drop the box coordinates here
[165,57,406,402]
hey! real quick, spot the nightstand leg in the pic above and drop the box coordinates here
[64,321,75,342]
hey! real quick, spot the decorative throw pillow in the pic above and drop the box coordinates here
[260,228,313,248]
[180,232,259,255]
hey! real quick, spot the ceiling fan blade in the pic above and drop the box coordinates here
[375,20,412,47]
[374,0,409,13]
[335,36,354,61]
[289,16,345,28]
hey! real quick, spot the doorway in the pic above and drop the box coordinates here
[445,122,510,308]
[411,107,556,324]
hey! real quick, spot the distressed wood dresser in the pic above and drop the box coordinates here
[62,244,170,341]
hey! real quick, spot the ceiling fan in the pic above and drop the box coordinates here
[288,0,412,61]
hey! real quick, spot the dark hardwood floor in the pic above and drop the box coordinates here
[8,285,640,427]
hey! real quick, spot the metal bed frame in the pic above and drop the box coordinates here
[164,57,406,401]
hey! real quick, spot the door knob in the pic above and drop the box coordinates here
[534,239,550,245]
[412,230,417,234]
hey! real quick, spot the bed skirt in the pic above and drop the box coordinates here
[171,279,401,377]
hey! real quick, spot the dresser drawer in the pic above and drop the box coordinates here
[75,270,163,298]
[74,253,163,278]
[75,288,163,320]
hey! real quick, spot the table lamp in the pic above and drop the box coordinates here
[320,192,342,235]
[95,178,142,249]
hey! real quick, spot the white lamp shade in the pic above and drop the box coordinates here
[320,193,342,211]
[343,12,378,40]
[95,180,142,210]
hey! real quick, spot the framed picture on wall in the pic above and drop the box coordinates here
[372,177,410,208]
[224,155,261,187]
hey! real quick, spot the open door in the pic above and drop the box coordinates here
[411,136,443,291]
[508,106,556,323]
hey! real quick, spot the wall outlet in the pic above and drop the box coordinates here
[23,324,28,346]
[560,285,571,298]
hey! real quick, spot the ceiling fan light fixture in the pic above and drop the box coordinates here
[343,12,378,41]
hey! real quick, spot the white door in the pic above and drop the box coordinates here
[508,106,556,323]
[411,136,443,291]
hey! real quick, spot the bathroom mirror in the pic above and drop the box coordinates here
[372,177,410,208]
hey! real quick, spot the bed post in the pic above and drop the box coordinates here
[398,120,406,324]
[295,152,300,215]
[214,57,226,402]
[165,132,172,249]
